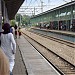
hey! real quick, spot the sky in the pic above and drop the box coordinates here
[17,0,73,16]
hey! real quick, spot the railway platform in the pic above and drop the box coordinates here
[15,35,60,75]
[12,39,27,75]
[32,27,75,36]
[31,27,75,43]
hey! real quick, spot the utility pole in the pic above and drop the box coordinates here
[20,15,21,26]
[32,11,34,16]
[15,15,16,22]
[40,0,43,13]
[34,7,35,15]
[0,0,2,32]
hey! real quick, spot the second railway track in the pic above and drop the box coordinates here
[29,29,75,48]
[22,29,75,75]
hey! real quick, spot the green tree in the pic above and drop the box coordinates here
[16,14,22,26]
[16,14,30,26]
[10,20,16,27]
[22,15,30,26]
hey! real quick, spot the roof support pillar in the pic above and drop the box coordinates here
[2,0,9,23]
[0,0,2,32]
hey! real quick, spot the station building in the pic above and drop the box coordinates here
[30,1,75,31]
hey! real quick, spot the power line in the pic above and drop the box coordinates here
[40,0,43,12]
[62,0,68,2]
[26,0,27,3]
[19,0,71,16]
[34,0,40,6]
[33,0,38,3]
[48,0,50,3]
[28,0,33,6]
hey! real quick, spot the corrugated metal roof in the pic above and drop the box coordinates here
[4,0,25,20]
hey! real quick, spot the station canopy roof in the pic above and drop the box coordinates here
[4,0,25,20]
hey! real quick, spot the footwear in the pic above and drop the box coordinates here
[10,72,13,75]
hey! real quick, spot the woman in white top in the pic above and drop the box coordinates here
[1,23,16,74]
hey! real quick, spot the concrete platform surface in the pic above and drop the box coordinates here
[32,27,75,36]
[12,39,27,75]
[17,36,60,75]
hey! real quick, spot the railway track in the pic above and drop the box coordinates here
[22,30,75,75]
[29,29,75,48]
